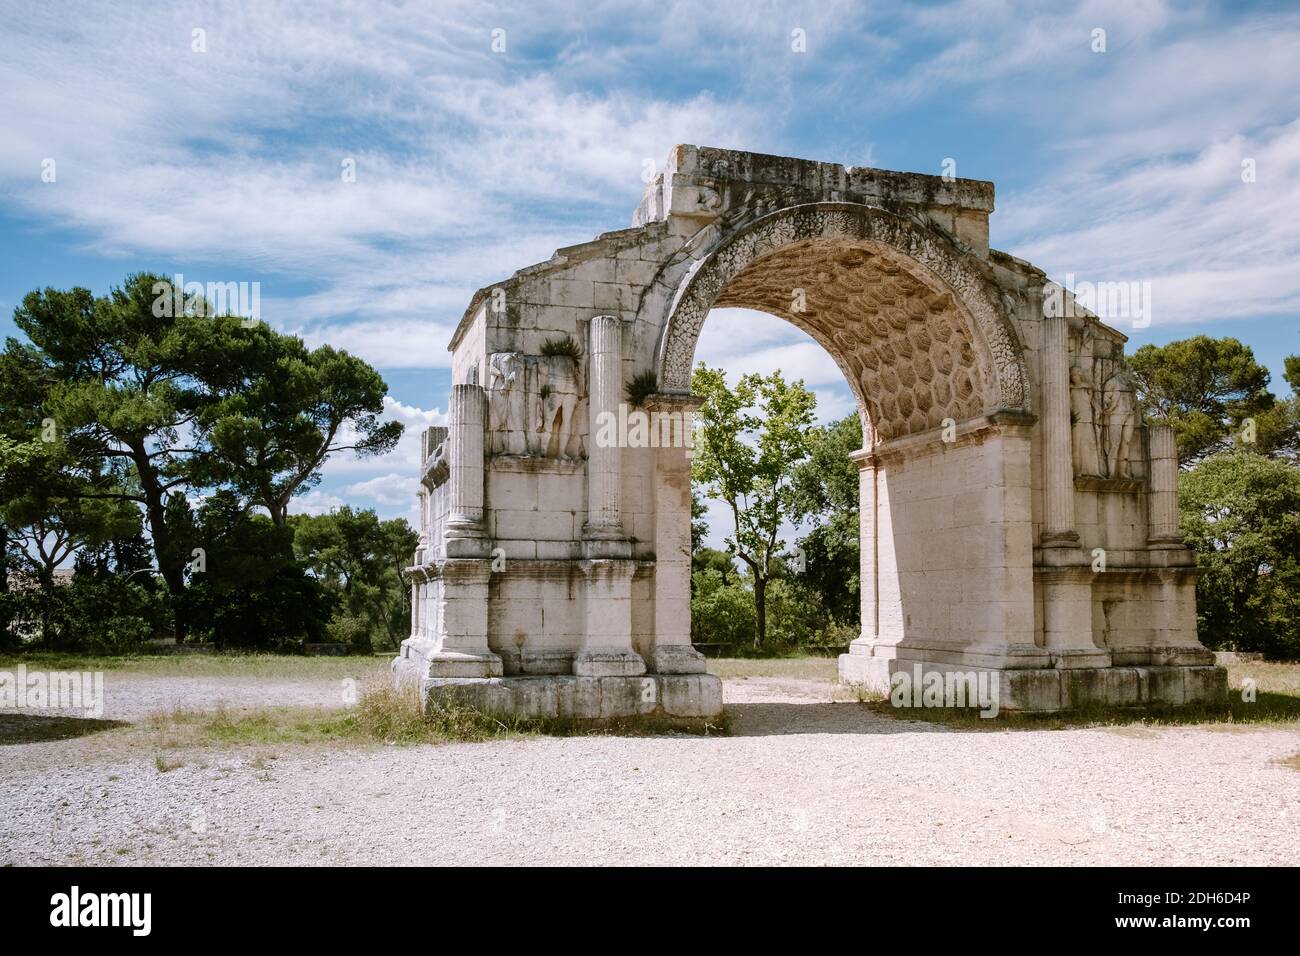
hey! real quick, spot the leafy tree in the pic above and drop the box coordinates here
[62,524,167,651]
[292,507,418,651]
[692,546,738,584]
[4,485,141,587]
[790,413,863,626]
[198,345,402,527]
[1128,336,1285,463]
[1179,452,1300,658]
[690,364,816,647]
[0,275,261,601]
[183,492,333,649]
[0,435,45,645]
[0,273,403,645]
[689,491,710,555]
[689,567,755,647]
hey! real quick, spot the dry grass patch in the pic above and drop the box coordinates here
[708,656,840,682]
[111,680,729,761]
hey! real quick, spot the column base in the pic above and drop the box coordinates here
[394,638,503,681]
[648,644,708,674]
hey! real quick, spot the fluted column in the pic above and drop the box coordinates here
[1041,312,1078,545]
[446,383,486,536]
[1148,424,1181,544]
[584,314,623,539]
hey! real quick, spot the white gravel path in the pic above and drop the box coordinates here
[2,672,1297,866]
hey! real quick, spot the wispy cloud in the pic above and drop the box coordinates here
[3,0,1296,522]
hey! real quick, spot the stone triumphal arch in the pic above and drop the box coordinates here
[393,145,1225,717]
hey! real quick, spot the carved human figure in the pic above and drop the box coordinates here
[530,354,581,459]
[1101,374,1136,478]
[1069,365,1101,476]
[567,394,588,460]
[487,352,526,456]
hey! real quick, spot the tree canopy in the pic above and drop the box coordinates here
[691,364,816,647]
[0,273,410,650]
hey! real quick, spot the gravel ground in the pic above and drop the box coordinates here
[2,670,1298,866]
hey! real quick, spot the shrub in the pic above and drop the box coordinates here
[540,335,582,360]
[625,370,658,407]
[690,568,755,647]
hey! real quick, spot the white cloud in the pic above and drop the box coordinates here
[0,1,767,354]
[697,308,857,425]
[289,490,346,517]
[345,473,418,508]
[1001,119,1300,326]
[294,318,458,369]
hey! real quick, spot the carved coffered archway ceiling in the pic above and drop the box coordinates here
[657,203,1030,442]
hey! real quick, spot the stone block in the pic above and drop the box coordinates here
[999,669,1061,712]
[649,644,708,674]
[1183,665,1227,705]
[659,674,724,717]
[1138,667,1186,706]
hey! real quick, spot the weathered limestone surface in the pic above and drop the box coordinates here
[394,144,1222,717]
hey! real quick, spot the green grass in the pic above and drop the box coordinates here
[7,652,1298,745]
[624,369,658,407]
[707,656,839,682]
[867,691,1300,731]
[0,651,394,680]
[539,335,582,360]
[1228,661,1300,697]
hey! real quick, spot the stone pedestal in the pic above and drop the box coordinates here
[647,393,708,676]
[573,559,645,677]
[394,559,503,683]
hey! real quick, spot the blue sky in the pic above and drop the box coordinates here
[2,0,1297,536]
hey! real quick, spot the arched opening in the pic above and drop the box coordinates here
[652,204,1036,689]
[689,305,863,654]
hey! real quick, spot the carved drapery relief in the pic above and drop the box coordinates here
[1097,359,1137,479]
[1069,366,1101,477]
[1068,327,1139,479]
[487,351,586,460]
[487,351,527,456]
[657,203,1029,441]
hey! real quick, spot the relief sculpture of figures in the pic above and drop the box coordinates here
[529,354,582,459]
[396,143,1224,733]
[1069,365,1101,476]
[487,351,527,456]
[1090,357,1136,479]
[487,350,584,459]
[1102,374,1136,478]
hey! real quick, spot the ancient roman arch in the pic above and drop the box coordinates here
[393,145,1225,717]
